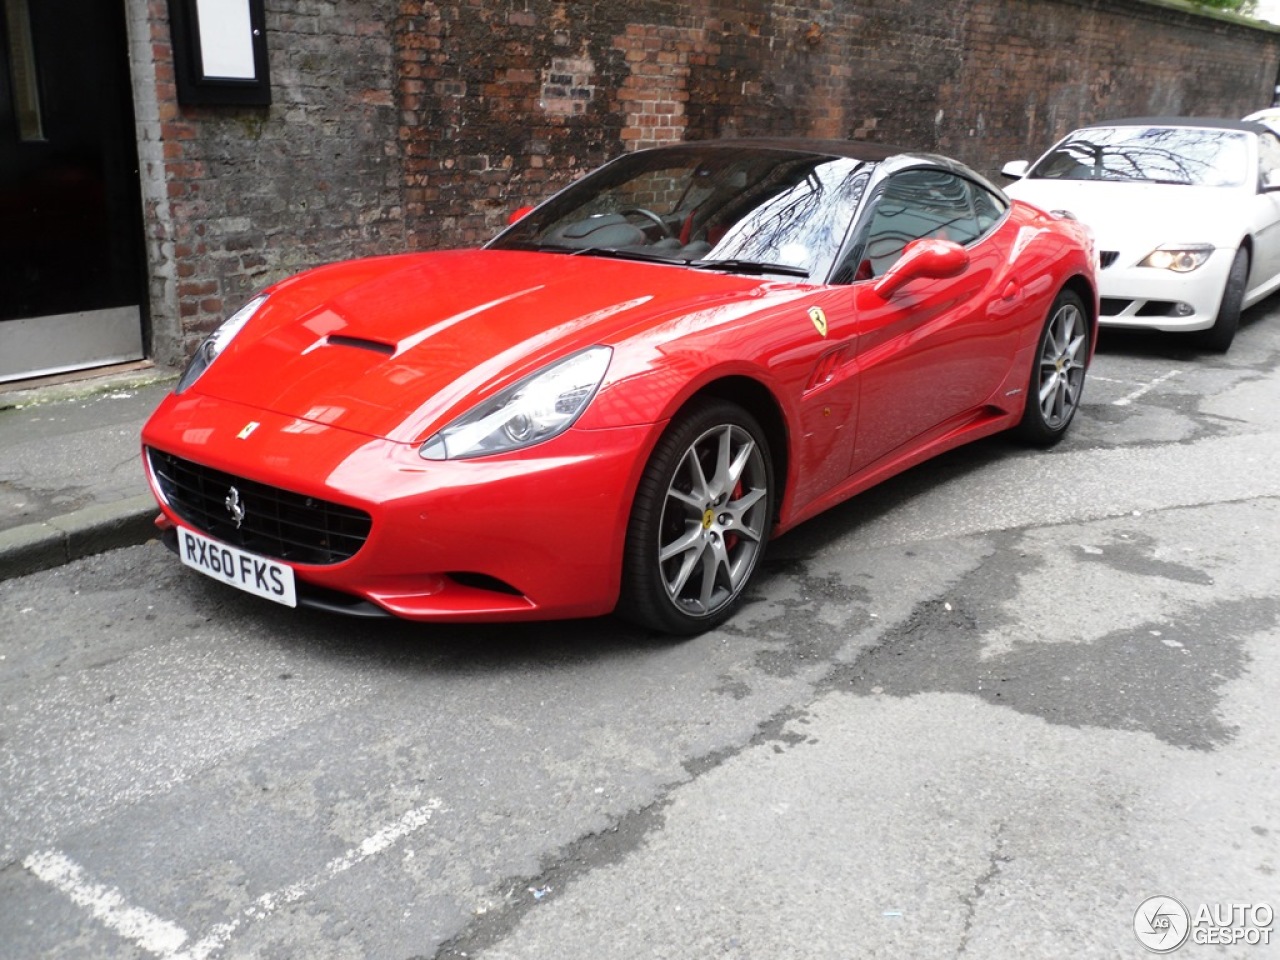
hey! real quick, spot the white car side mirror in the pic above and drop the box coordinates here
[1001,160,1030,180]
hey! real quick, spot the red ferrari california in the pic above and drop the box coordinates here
[142,139,1097,633]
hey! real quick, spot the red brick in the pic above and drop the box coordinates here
[140,0,1280,365]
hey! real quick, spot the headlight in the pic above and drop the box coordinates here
[1138,244,1214,273]
[175,295,268,393]
[419,346,612,460]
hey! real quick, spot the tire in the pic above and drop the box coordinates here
[1197,247,1247,354]
[1015,288,1089,448]
[617,399,774,635]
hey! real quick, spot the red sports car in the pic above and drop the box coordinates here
[141,140,1097,633]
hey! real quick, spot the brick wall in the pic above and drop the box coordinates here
[938,0,1280,172]
[130,0,406,363]
[128,0,1280,363]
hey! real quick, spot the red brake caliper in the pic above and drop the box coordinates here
[725,479,743,552]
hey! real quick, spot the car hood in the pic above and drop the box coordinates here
[1005,178,1249,251]
[193,249,776,443]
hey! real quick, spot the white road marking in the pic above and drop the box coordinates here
[1112,369,1180,406]
[23,798,444,959]
[22,851,191,956]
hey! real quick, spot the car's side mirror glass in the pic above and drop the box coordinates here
[1001,160,1030,180]
[872,238,970,300]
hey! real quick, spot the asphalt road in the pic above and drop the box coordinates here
[2,304,1279,959]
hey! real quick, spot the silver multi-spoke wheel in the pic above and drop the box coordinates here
[1036,298,1087,430]
[658,422,769,617]
[618,399,774,634]
[1017,288,1089,447]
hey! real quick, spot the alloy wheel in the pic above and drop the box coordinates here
[657,422,769,618]
[1037,299,1087,429]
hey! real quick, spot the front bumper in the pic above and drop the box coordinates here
[1095,247,1233,332]
[141,391,656,622]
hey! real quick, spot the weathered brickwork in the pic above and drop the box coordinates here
[127,0,1280,363]
[131,0,405,362]
[937,0,1280,172]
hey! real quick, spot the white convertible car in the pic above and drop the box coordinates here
[1002,118,1280,351]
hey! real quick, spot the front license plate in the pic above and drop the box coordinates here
[176,526,297,608]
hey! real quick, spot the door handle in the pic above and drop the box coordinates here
[1001,279,1021,301]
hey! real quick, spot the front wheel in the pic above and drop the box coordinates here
[1196,246,1247,353]
[1015,288,1089,447]
[617,399,774,635]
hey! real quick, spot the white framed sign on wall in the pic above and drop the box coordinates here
[168,0,270,106]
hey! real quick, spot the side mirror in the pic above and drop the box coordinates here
[1001,160,1030,180]
[508,205,535,225]
[872,238,970,300]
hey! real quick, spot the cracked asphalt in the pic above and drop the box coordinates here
[2,307,1279,958]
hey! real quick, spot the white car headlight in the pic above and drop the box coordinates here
[420,346,612,460]
[1138,244,1214,273]
[175,295,268,393]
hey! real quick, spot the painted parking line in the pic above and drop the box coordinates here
[23,798,443,959]
[21,851,187,956]
[1111,369,1181,407]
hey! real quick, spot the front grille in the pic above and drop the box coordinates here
[1099,297,1133,317]
[1099,251,1119,269]
[147,448,371,565]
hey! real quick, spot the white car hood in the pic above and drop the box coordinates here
[1006,178,1248,253]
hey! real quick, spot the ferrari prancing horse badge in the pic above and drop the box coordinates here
[808,306,828,338]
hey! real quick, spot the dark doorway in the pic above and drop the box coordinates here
[0,0,145,382]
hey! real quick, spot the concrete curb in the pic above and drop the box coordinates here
[0,365,177,411]
[0,495,159,582]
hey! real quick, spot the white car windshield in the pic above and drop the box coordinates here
[1028,126,1250,188]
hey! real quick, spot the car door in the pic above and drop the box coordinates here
[842,170,1021,474]
[1248,132,1280,295]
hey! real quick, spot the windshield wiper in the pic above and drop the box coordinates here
[568,245,675,261]
[689,258,810,278]
[567,246,687,265]
[495,241,685,264]
[499,243,811,277]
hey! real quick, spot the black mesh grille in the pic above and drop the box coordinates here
[1099,297,1132,316]
[147,448,371,565]
[1136,300,1180,318]
[1099,251,1119,269]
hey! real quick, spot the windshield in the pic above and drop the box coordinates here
[1028,126,1250,187]
[490,146,871,280]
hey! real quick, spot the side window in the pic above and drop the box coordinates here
[1257,133,1280,189]
[839,170,983,281]
[970,181,1008,234]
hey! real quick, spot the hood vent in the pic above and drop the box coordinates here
[327,335,395,356]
